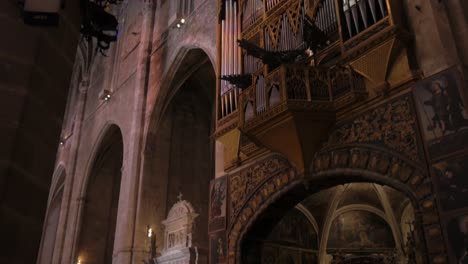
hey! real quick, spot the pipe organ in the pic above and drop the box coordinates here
[314,0,338,39]
[242,0,263,28]
[220,0,242,117]
[254,74,266,114]
[263,8,306,52]
[340,0,388,39]
[217,0,397,123]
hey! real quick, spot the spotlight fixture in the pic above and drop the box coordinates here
[143,225,157,264]
[99,89,112,101]
[147,226,153,238]
[77,259,82,264]
[59,133,72,147]
[175,18,186,29]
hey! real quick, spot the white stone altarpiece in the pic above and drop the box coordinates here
[156,195,205,264]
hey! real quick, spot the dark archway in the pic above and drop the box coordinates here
[76,125,123,264]
[227,147,447,264]
[141,48,215,258]
[242,182,419,264]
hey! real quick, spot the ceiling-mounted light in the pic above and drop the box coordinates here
[180,18,185,24]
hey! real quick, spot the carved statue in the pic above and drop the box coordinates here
[238,39,307,67]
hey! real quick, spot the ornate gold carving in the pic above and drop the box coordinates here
[266,15,282,49]
[325,97,420,161]
[227,163,297,264]
[239,134,261,157]
[286,0,302,35]
[229,155,291,223]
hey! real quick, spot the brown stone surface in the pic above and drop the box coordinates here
[0,1,79,264]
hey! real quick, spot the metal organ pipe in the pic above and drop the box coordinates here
[221,19,226,116]
[342,0,388,39]
[237,7,241,74]
[220,0,242,117]
[343,0,353,37]
[255,75,265,114]
[368,0,377,23]
[358,0,368,28]
[378,0,385,17]
[227,0,231,77]
[317,0,337,36]
[266,0,281,12]
[228,0,233,112]
[350,0,359,34]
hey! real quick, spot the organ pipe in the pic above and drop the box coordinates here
[369,0,377,23]
[358,0,368,28]
[378,0,385,17]
[350,0,360,34]
[316,0,337,35]
[343,0,353,37]
[220,0,241,117]
[342,0,388,38]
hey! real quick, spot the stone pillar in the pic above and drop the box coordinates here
[404,0,460,76]
[112,1,156,264]
[444,0,468,66]
[54,78,90,264]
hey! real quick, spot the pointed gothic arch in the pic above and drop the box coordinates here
[75,124,124,264]
[138,47,216,261]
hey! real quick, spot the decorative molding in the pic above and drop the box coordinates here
[229,155,293,226]
[324,97,421,162]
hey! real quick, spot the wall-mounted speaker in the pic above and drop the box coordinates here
[23,0,62,26]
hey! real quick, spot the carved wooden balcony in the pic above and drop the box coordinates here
[238,63,366,172]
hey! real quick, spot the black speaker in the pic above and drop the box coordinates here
[23,0,62,26]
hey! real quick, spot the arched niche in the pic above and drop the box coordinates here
[76,125,124,264]
[141,48,215,256]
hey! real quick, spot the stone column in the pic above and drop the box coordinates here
[112,1,156,264]
[404,0,460,76]
[444,0,468,66]
[53,78,89,264]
